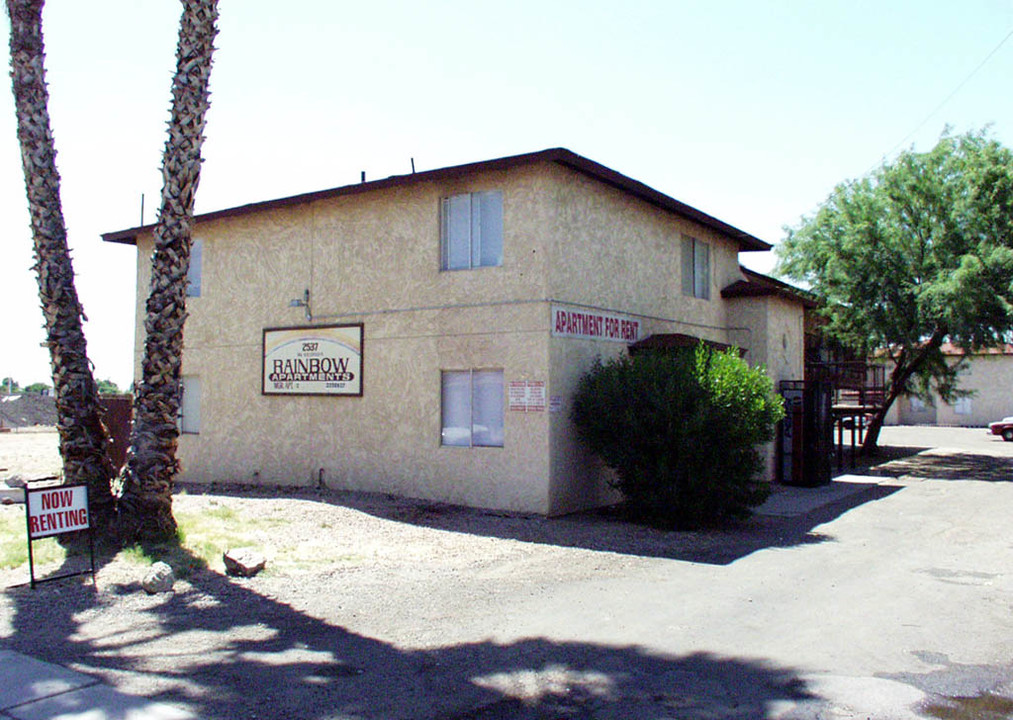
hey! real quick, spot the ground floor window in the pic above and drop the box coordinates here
[179,376,201,434]
[441,369,504,447]
[953,396,973,416]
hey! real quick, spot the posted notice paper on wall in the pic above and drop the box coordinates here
[509,380,546,412]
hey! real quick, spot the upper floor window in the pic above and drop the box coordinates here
[441,191,503,270]
[681,235,710,300]
[186,238,203,297]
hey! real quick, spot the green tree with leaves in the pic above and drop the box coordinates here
[778,129,1013,451]
[96,379,122,395]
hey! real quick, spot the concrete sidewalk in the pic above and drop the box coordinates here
[754,473,900,517]
[0,650,193,720]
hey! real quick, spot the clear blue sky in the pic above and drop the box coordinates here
[3,0,1011,389]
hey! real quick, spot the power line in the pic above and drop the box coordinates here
[875,26,1013,168]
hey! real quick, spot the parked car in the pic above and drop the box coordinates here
[840,414,873,431]
[988,417,1013,442]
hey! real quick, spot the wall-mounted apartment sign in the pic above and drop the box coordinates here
[263,324,363,396]
[551,305,641,343]
[508,380,546,412]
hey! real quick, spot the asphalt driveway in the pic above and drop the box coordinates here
[436,426,1013,719]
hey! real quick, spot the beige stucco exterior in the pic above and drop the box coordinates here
[885,351,1013,427]
[725,294,806,479]
[124,151,806,516]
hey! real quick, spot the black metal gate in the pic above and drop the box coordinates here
[778,380,833,486]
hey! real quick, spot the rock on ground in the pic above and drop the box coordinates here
[141,562,175,594]
[223,547,266,577]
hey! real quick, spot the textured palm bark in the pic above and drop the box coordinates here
[118,0,218,541]
[7,0,115,524]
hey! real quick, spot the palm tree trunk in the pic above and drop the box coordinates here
[118,0,218,542]
[6,0,115,524]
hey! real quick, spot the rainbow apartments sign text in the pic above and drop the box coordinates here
[263,324,363,396]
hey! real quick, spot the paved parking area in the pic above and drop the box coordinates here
[877,424,1013,457]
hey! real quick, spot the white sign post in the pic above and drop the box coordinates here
[24,484,95,588]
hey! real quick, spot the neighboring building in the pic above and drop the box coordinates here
[103,148,808,516]
[885,344,1013,427]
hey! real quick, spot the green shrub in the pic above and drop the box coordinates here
[572,345,785,528]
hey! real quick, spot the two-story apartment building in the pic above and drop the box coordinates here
[103,148,807,516]
[885,343,1013,427]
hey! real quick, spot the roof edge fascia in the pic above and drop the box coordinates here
[101,148,771,252]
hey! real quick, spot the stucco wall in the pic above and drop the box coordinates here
[178,307,552,512]
[535,163,762,512]
[940,355,1013,426]
[725,294,806,483]
[760,296,805,386]
[888,354,1013,427]
[891,395,937,426]
[544,164,743,343]
[726,297,767,368]
[134,165,559,514]
[171,164,556,350]
[546,336,625,515]
[726,295,805,384]
[129,159,793,515]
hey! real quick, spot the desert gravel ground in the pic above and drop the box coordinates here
[0,428,800,718]
[2,426,1012,719]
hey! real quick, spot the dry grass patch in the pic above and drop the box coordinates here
[0,506,65,569]
[2,492,364,582]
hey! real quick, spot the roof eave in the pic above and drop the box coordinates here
[547,151,771,252]
[101,148,772,252]
[721,267,818,309]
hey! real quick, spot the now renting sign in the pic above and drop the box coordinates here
[24,484,95,588]
[26,485,90,539]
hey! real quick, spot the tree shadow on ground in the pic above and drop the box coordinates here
[189,478,900,567]
[867,451,1013,483]
[834,443,930,475]
[3,541,817,720]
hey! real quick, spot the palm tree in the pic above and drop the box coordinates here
[117,0,218,541]
[6,0,116,525]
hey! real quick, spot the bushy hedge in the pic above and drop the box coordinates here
[572,345,784,528]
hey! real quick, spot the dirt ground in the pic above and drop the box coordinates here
[2,427,1012,719]
[0,426,63,481]
[0,393,57,429]
[0,428,800,719]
